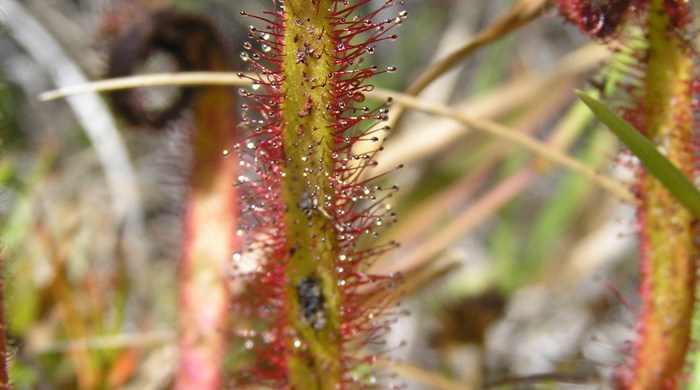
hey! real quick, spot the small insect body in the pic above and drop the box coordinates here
[297,189,339,231]
[297,189,318,218]
[296,276,326,331]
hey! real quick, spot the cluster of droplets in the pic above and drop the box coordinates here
[231,1,407,387]
[552,0,646,40]
[553,0,691,41]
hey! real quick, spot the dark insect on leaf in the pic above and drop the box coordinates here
[296,276,326,331]
[297,189,318,218]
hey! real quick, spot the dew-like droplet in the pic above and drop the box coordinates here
[263,332,275,344]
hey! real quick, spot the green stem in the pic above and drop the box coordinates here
[279,1,344,388]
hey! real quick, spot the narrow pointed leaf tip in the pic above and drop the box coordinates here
[576,90,700,218]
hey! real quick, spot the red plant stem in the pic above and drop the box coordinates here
[175,80,238,390]
[624,0,698,387]
[550,0,699,386]
[0,259,8,389]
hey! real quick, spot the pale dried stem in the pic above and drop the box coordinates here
[386,81,575,250]
[39,72,247,101]
[375,358,473,390]
[355,0,551,171]
[370,43,610,178]
[374,88,607,292]
[389,163,495,248]
[369,88,635,204]
[373,168,536,278]
[37,64,632,205]
[389,0,551,128]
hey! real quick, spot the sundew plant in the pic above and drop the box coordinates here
[5,0,700,389]
[232,0,405,387]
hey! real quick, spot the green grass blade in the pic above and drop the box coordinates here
[576,91,700,218]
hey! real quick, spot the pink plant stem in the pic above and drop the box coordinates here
[103,9,238,388]
[175,85,238,389]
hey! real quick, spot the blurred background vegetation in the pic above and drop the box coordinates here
[0,0,640,388]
